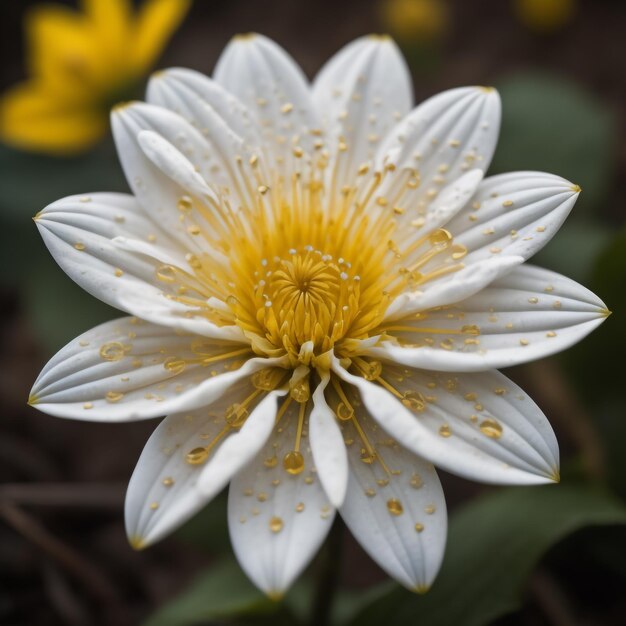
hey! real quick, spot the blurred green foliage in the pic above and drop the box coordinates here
[347,484,626,626]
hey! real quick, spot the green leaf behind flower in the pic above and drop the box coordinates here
[347,484,626,626]
[492,72,616,214]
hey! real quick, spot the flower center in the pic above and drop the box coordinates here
[250,247,363,358]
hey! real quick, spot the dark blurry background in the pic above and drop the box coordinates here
[1,1,626,625]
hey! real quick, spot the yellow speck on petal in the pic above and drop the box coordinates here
[267,590,284,601]
[27,393,38,406]
[413,584,430,595]
[571,184,582,193]
[128,535,146,550]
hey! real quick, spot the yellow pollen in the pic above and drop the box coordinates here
[160,143,466,366]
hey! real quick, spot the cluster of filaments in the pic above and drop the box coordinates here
[153,136,469,363]
[144,129,475,496]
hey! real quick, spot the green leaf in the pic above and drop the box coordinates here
[492,73,616,213]
[24,258,117,355]
[532,218,612,283]
[0,141,128,222]
[142,559,285,626]
[348,484,626,626]
[561,225,622,404]
[173,493,230,554]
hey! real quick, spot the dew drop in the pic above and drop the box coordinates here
[283,451,305,474]
[269,516,284,533]
[164,356,186,374]
[387,498,404,516]
[410,473,423,489]
[177,195,193,212]
[264,455,278,468]
[99,342,126,362]
[156,265,177,283]
[439,424,452,438]
[429,229,452,248]
[360,449,376,464]
[105,391,124,403]
[479,418,503,439]
[186,447,208,465]
[402,391,426,412]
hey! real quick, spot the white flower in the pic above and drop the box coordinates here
[30,34,608,597]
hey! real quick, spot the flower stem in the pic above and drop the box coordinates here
[310,517,344,626]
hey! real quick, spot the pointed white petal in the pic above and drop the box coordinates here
[376,87,500,219]
[35,192,242,340]
[372,265,608,371]
[30,316,279,421]
[385,256,523,319]
[147,68,262,149]
[111,102,256,246]
[228,397,334,597]
[112,103,211,239]
[446,171,580,264]
[309,374,348,508]
[213,33,320,181]
[125,388,281,548]
[333,357,560,484]
[197,391,284,499]
[313,35,412,185]
[334,404,446,592]
[387,172,583,319]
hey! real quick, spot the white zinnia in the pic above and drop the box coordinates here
[30,34,608,597]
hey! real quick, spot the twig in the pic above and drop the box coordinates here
[530,569,579,626]
[0,482,125,508]
[0,501,119,605]
[42,560,92,626]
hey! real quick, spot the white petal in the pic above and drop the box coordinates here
[372,265,608,371]
[334,404,446,592]
[386,172,583,319]
[30,316,280,421]
[333,357,560,484]
[35,192,242,340]
[112,102,254,248]
[445,171,581,264]
[197,391,284,499]
[385,256,523,319]
[125,385,279,547]
[213,33,320,180]
[228,397,334,597]
[147,68,262,149]
[376,86,500,218]
[313,35,412,185]
[308,374,348,508]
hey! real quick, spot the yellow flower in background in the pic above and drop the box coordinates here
[380,0,449,44]
[0,0,191,155]
[514,0,576,33]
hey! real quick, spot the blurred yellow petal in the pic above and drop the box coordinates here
[81,0,132,64]
[26,4,112,93]
[131,0,191,73]
[0,81,107,155]
[514,0,577,33]
[381,0,448,43]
